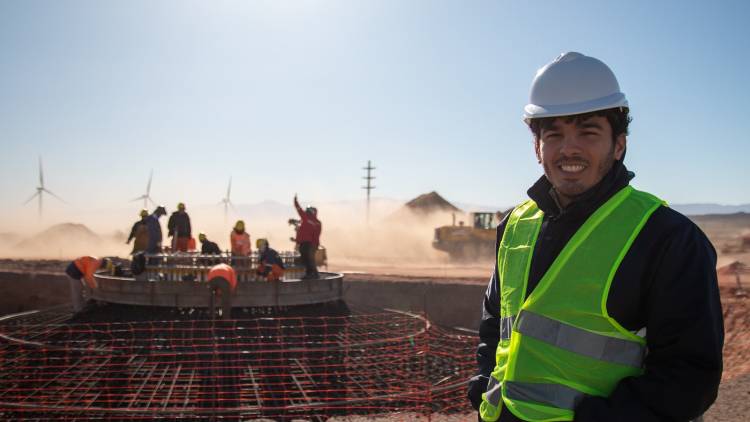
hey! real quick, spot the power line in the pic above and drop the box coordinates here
[362,160,376,224]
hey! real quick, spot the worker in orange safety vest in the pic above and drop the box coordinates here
[65,256,111,312]
[230,220,251,267]
[207,263,237,320]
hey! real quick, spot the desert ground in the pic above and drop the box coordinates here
[0,211,748,420]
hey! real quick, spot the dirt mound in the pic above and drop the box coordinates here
[718,261,748,276]
[16,223,101,249]
[404,191,461,214]
[6,223,127,259]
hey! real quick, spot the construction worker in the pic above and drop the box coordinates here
[65,256,111,312]
[167,202,192,252]
[469,52,723,422]
[230,220,251,267]
[199,232,222,255]
[255,238,285,281]
[145,205,167,254]
[207,263,237,320]
[293,194,322,279]
[125,209,149,254]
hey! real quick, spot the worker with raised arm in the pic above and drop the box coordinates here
[293,194,322,279]
[468,52,723,422]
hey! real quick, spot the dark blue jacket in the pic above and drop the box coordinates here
[469,161,723,422]
[259,248,285,269]
[145,215,162,253]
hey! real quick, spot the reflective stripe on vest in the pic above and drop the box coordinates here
[486,376,502,406]
[516,310,645,368]
[485,186,664,422]
[500,315,515,341]
[505,381,583,411]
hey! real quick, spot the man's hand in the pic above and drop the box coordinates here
[468,375,490,411]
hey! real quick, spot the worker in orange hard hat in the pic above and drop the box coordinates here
[230,220,251,266]
[65,256,111,312]
[255,238,285,282]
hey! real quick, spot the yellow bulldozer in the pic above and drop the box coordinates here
[432,211,504,261]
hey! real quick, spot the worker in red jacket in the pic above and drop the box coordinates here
[65,256,111,312]
[293,194,322,279]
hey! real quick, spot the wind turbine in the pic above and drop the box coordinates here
[131,170,156,210]
[23,157,66,219]
[219,176,235,221]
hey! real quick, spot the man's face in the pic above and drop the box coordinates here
[534,115,626,207]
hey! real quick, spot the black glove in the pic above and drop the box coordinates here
[468,374,490,411]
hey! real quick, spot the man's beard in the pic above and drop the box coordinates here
[546,148,616,203]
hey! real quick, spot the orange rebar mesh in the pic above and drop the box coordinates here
[0,309,476,421]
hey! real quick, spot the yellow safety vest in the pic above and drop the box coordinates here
[480,186,664,421]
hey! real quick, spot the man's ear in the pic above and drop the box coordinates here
[614,134,626,160]
[534,138,542,163]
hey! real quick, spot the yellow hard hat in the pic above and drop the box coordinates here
[139,209,148,218]
[100,257,113,272]
[177,202,186,210]
[198,232,207,242]
[256,238,268,249]
[234,220,245,231]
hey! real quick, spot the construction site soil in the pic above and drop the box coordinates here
[0,259,748,420]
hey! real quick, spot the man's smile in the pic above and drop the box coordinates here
[556,161,589,174]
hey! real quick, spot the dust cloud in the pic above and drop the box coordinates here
[0,200,476,269]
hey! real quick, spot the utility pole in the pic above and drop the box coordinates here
[362,160,376,224]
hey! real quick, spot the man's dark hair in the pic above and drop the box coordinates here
[528,107,631,143]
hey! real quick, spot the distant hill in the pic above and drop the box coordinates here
[15,223,103,256]
[672,203,750,215]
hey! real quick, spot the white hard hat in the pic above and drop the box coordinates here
[524,52,628,121]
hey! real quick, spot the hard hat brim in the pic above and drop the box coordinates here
[523,92,628,121]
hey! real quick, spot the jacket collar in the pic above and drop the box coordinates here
[527,160,633,221]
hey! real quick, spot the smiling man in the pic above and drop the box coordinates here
[468,52,723,421]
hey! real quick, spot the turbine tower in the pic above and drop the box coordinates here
[131,170,156,210]
[219,176,235,221]
[23,157,66,219]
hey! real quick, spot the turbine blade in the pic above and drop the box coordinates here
[130,195,144,202]
[23,191,40,205]
[227,177,232,198]
[146,170,153,194]
[43,189,67,204]
[39,156,44,187]
[148,197,156,207]
[229,202,237,212]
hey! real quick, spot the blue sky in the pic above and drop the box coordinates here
[1,0,749,230]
